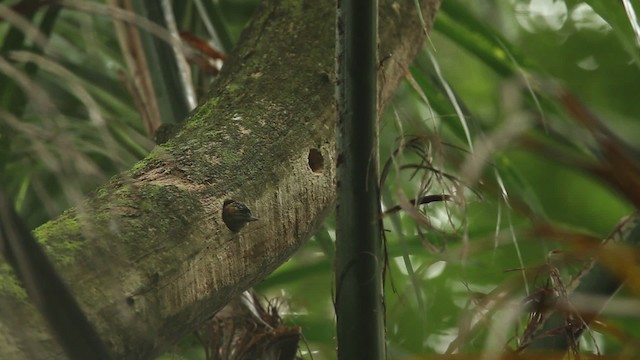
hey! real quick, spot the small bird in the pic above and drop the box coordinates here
[222,199,259,232]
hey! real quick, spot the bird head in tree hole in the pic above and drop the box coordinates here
[222,199,259,232]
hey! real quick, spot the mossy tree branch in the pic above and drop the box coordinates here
[0,0,440,358]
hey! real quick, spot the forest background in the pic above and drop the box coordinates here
[1,0,639,359]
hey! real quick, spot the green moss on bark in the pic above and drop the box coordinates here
[0,264,27,300]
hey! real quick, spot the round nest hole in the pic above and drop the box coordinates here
[308,148,324,173]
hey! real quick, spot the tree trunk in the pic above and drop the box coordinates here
[0,0,441,358]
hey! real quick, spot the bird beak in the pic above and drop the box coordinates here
[249,215,259,222]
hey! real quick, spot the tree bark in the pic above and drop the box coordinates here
[0,0,440,358]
